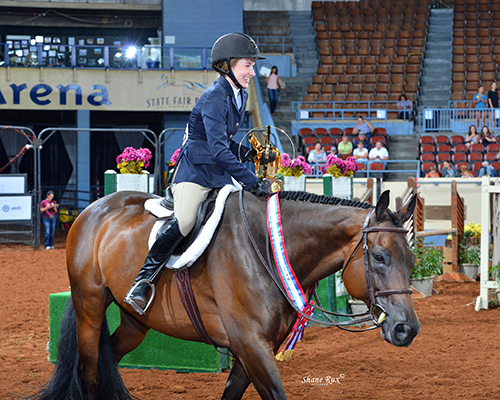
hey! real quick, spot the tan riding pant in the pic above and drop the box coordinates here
[171,182,211,237]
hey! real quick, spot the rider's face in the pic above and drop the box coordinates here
[231,58,256,89]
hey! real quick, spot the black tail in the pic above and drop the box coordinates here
[25,299,135,400]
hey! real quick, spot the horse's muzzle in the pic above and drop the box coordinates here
[381,318,420,347]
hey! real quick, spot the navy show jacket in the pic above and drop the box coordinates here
[173,76,258,189]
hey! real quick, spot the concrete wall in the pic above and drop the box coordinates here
[162,0,243,47]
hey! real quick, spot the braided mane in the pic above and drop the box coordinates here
[277,191,373,210]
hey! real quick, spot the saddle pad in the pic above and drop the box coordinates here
[146,183,241,269]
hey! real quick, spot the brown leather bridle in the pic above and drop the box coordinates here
[340,209,413,330]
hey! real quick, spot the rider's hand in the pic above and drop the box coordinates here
[243,148,257,162]
[247,178,272,197]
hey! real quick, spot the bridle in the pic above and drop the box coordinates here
[339,209,413,329]
[239,191,413,330]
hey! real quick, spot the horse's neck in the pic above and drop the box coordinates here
[280,202,367,288]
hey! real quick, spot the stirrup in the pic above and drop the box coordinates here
[124,279,156,316]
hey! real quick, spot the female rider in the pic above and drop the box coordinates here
[125,33,272,315]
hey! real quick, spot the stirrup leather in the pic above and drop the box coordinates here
[124,279,156,316]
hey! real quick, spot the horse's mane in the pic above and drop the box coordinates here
[277,191,374,210]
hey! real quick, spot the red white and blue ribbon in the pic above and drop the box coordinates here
[267,193,315,360]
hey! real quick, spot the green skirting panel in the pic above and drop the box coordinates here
[309,275,350,327]
[49,292,230,373]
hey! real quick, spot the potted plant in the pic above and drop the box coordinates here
[321,155,358,199]
[410,240,444,297]
[459,222,481,281]
[277,153,312,191]
[489,261,500,304]
[105,147,153,194]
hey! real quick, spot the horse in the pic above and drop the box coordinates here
[32,188,419,400]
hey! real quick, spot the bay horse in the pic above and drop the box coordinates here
[33,189,419,400]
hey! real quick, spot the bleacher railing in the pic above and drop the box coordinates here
[0,43,212,70]
[253,36,295,57]
[309,159,421,178]
[419,107,500,133]
[292,100,412,122]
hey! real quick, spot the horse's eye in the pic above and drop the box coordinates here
[374,254,385,263]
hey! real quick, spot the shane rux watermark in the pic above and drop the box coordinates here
[301,373,345,386]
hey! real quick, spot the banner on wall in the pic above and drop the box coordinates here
[0,195,32,221]
[0,69,223,112]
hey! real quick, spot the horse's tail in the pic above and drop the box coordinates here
[26,300,134,400]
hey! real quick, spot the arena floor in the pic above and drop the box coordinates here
[1,233,500,400]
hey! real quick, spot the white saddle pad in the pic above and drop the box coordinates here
[144,183,241,269]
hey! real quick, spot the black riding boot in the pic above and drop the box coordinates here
[125,218,185,315]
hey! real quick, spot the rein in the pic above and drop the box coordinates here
[239,191,412,331]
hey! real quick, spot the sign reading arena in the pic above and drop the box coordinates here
[0,68,220,112]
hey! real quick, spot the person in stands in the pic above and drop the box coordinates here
[368,140,389,168]
[125,33,274,315]
[480,125,497,145]
[474,85,488,128]
[307,141,327,164]
[266,65,280,114]
[352,140,368,165]
[353,132,370,149]
[352,116,375,139]
[397,94,414,121]
[338,135,353,158]
[478,161,497,177]
[460,164,474,178]
[425,165,441,178]
[441,161,458,177]
[465,125,479,150]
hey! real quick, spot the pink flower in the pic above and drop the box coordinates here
[170,148,181,165]
[281,153,292,168]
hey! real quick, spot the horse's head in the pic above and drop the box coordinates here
[343,190,420,347]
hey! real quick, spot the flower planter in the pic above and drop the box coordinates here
[283,175,306,191]
[347,299,373,326]
[410,276,434,297]
[322,175,353,199]
[459,263,479,281]
[104,170,150,195]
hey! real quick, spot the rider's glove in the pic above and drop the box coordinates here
[247,177,272,197]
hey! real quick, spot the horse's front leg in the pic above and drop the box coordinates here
[227,341,287,400]
[220,358,251,400]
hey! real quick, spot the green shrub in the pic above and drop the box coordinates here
[411,240,444,279]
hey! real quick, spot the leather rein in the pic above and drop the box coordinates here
[239,190,413,331]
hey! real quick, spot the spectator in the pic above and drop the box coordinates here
[307,141,327,164]
[353,132,370,149]
[368,140,389,168]
[441,161,458,177]
[352,140,369,165]
[266,65,280,114]
[425,165,441,178]
[40,190,58,250]
[465,124,479,150]
[397,94,414,121]
[329,145,338,156]
[488,82,498,109]
[478,161,497,177]
[338,135,353,158]
[460,164,474,178]
[352,116,375,139]
[480,125,497,145]
[473,85,488,128]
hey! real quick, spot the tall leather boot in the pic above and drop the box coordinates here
[125,218,185,315]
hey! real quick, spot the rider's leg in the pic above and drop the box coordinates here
[125,182,211,314]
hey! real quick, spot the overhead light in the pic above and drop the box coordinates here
[125,46,137,58]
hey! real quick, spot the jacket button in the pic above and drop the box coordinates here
[236,123,239,127]
[229,135,233,139]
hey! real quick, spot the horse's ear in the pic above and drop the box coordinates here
[375,190,390,220]
[397,194,417,223]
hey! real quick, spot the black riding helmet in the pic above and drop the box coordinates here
[211,33,265,89]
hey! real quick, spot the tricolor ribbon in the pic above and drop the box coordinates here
[267,193,315,361]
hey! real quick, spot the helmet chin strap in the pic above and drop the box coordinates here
[213,59,243,90]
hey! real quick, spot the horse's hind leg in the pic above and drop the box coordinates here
[110,308,150,362]
[72,288,108,399]
[221,358,251,400]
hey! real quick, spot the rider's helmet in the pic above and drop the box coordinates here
[211,33,265,89]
